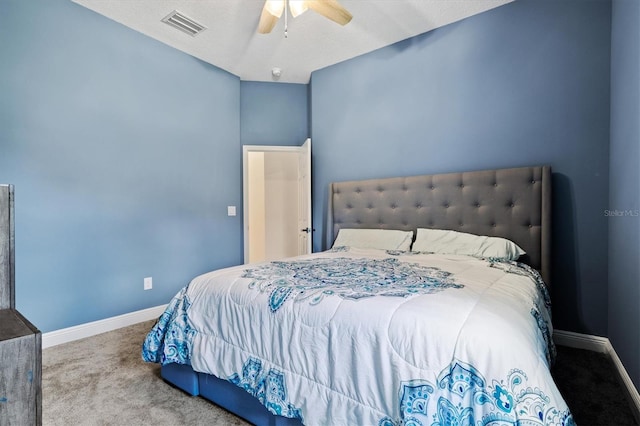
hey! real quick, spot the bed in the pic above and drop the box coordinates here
[142,165,573,426]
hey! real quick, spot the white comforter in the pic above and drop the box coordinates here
[143,247,572,426]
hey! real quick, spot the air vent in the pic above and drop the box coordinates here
[161,10,206,36]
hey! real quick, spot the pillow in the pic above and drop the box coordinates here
[332,228,414,251]
[411,228,525,260]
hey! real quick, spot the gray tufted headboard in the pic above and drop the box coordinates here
[327,166,552,285]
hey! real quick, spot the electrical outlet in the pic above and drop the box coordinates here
[144,277,153,290]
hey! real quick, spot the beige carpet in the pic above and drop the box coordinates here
[42,320,250,425]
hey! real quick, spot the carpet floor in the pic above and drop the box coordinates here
[42,320,248,425]
[42,321,638,425]
[552,345,638,426]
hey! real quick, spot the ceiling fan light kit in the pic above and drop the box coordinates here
[264,0,285,18]
[258,0,352,35]
[289,0,309,18]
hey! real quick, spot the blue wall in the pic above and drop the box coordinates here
[310,0,612,336]
[609,0,640,389]
[0,0,242,332]
[241,81,309,146]
[1,0,631,376]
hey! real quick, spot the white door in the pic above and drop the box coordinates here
[297,139,312,256]
[243,140,312,264]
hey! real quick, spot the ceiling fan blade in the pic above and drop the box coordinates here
[258,0,284,34]
[306,0,353,26]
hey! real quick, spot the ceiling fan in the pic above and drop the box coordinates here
[258,0,353,34]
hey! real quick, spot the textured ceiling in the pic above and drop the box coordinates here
[71,0,513,84]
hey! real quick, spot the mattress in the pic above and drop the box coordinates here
[142,246,572,425]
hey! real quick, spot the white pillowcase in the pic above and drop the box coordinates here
[332,228,414,251]
[411,228,525,260]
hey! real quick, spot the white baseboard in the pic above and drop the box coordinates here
[42,304,167,349]
[554,329,640,419]
[607,341,640,422]
[553,329,609,353]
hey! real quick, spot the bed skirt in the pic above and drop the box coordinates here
[161,363,304,426]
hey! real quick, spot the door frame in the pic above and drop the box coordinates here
[242,141,311,264]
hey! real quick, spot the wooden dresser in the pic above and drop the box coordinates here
[0,185,42,425]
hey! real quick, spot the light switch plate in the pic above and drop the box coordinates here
[227,206,236,216]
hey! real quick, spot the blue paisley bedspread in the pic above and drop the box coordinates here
[142,247,573,426]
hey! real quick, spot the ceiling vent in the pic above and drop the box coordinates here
[161,10,206,36]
